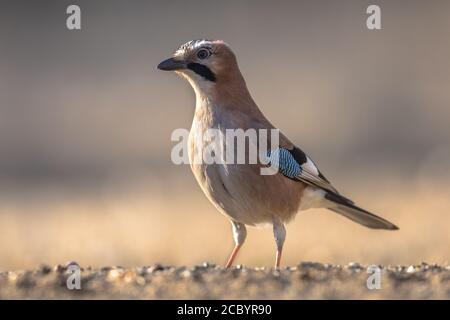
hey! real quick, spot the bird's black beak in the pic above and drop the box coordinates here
[157,58,186,71]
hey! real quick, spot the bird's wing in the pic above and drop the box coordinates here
[249,119,397,228]
[248,118,348,199]
[267,146,346,197]
[266,146,398,230]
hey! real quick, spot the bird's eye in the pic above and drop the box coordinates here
[197,49,210,60]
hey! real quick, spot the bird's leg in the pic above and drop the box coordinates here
[272,219,286,268]
[225,221,247,268]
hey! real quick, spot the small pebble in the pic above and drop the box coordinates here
[148,264,165,273]
[122,271,136,283]
[272,270,281,277]
[53,264,65,272]
[38,264,52,274]
[65,261,79,268]
[347,262,363,270]
[136,276,146,286]
[107,269,122,280]
[8,272,18,281]
[180,270,191,278]
[136,266,148,275]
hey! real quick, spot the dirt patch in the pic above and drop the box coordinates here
[1,262,449,299]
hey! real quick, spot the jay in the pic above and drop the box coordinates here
[158,39,398,268]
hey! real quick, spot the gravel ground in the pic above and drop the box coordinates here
[1,262,449,299]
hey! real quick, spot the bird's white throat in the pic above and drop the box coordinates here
[177,70,215,111]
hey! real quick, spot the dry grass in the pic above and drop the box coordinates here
[0,175,449,271]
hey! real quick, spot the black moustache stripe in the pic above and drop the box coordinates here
[187,63,216,82]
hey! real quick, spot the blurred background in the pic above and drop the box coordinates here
[0,0,449,270]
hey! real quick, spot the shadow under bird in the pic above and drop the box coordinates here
[157,39,398,268]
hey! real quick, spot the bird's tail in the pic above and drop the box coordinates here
[325,193,399,230]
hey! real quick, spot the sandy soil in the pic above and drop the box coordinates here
[1,262,449,299]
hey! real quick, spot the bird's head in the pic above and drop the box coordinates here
[157,39,245,96]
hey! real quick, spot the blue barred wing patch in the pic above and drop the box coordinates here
[267,148,302,178]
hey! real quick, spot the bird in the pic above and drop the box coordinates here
[157,39,398,268]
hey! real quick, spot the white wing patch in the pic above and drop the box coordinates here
[299,187,327,210]
[279,147,340,194]
[302,157,319,176]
